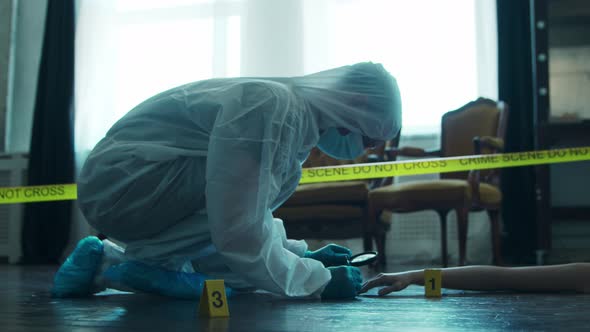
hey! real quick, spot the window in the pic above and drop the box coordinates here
[303,0,498,135]
[75,0,497,156]
[75,0,241,152]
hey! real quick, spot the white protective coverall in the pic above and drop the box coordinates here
[77,62,402,298]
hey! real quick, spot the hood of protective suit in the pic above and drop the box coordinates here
[288,62,402,141]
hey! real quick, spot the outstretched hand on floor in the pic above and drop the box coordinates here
[359,271,415,296]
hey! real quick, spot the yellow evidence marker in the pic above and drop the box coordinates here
[424,269,442,297]
[199,280,230,317]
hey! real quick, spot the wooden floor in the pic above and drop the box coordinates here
[1,265,589,331]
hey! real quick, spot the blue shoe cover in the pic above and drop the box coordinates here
[103,261,234,300]
[51,236,104,298]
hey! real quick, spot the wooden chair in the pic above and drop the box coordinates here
[369,98,508,267]
[274,137,399,252]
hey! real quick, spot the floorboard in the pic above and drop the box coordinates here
[1,265,589,331]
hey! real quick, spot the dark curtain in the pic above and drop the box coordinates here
[21,0,75,264]
[497,0,538,264]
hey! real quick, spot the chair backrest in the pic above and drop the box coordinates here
[440,98,507,180]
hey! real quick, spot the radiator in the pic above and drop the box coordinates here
[0,153,28,263]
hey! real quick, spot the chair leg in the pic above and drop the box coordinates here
[436,210,449,267]
[375,231,386,268]
[363,232,373,252]
[456,207,469,266]
[487,209,503,266]
[367,200,386,267]
[363,202,375,252]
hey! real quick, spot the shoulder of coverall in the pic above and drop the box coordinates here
[215,80,300,127]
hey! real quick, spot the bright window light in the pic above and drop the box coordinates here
[76,0,495,154]
[114,18,214,119]
[115,0,212,12]
[303,0,496,135]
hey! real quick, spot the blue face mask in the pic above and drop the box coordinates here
[317,127,366,160]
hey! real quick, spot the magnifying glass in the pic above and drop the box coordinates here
[348,251,378,267]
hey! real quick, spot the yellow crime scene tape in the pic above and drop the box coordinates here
[299,146,590,184]
[0,183,78,204]
[1,146,589,204]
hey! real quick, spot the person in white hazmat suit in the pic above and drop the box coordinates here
[51,62,402,300]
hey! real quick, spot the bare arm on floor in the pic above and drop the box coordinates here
[360,263,590,296]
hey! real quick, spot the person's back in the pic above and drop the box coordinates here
[77,77,310,243]
[102,78,302,159]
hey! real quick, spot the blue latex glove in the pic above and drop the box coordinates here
[103,261,234,300]
[321,266,363,299]
[304,244,352,267]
